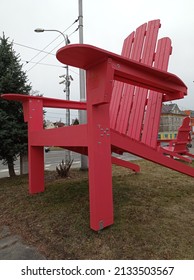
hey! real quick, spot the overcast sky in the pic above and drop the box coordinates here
[1,0,194,122]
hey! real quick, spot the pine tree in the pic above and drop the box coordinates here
[0,34,31,176]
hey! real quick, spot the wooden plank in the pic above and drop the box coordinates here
[127,20,161,139]
[30,124,87,147]
[110,32,134,130]
[110,80,125,129]
[111,156,140,172]
[115,23,147,134]
[142,38,172,147]
[27,99,45,194]
[114,83,134,134]
[111,129,194,177]
[2,93,87,110]
[110,27,145,132]
[86,61,114,231]
[142,92,163,147]
[56,45,187,98]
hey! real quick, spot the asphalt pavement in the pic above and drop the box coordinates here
[0,150,139,178]
[0,150,81,178]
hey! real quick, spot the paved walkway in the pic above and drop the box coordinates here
[0,226,46,260]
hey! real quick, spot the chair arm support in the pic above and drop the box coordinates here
[1,94,87,110]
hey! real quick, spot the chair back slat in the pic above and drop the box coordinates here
[110,20,172,149]
[141,38,172,147]
[110,32,135,129]
[174,117,191,152]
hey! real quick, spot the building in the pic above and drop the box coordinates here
[45,120,65,129]
[158,103,187,140]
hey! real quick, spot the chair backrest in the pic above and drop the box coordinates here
[173,116,191,152]
[110,19,172,149]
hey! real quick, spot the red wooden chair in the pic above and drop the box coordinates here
[2,20,192,231]
[159,116,194,162]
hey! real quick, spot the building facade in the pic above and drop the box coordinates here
[158,104,187,140]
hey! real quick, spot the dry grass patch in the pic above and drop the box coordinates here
[0,160,194,259]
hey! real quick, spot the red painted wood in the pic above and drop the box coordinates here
[2,94,87,110]
[114,24,147,134]
[142,92,162,147]
[28,146,44,194]
[160,117,194,162]
[111,156,140,172]
[2,20,192,232]
[113,83,134,133]
[126,20,161,140]
[141,38,172,148]
[56,45,187,100]
[110,32,135,130]
[27,99,45,194]
[86,61,114,230]
[111,129,194,177]
[30,125,87,147]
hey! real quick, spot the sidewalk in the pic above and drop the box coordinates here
[0,226,46,260]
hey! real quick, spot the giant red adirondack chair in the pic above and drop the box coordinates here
[2,20,193,231]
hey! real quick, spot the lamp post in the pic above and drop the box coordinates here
[34,28,71,162]
[34,28,70,44]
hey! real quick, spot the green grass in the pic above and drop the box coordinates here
[0,160,194,259]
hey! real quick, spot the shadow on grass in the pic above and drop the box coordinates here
[0,161,194,259]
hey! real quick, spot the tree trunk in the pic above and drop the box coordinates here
[7,160,16,177]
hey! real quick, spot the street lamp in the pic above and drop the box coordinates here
[34,28,72,162]
[34,28,70,45]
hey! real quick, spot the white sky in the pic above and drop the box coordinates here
[1,0,194,122]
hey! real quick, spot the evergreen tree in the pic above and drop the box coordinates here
[0,34,31,176]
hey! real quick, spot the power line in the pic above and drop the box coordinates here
[68,26,80,37]
[26,40,65,72]
[20,59,79,75]
[10,41,56,56]
[26,18,79,72]
[21,60,62,68]
[12,42,78,74]
[10,20,79,73]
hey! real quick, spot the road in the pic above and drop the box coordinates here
[0,150,81,178]
[1,142,194,178]
[0,149,140,178]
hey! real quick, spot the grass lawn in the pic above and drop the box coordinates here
[0,160,194,259]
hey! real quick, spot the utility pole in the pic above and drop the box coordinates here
[59,66,73,162]
[59,45,73,163]
[78,0,88,170]
[59,65,73,129]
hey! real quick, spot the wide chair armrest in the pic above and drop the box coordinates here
[1,94,87,110]
[57,44,187,101]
